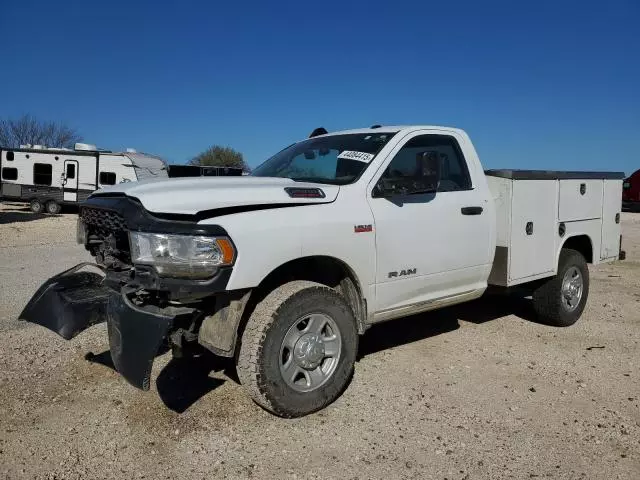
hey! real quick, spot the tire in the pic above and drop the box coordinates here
[45,200,61,214]
[29,199,44,214]
[532,248,589,327]
[236,281,358,418]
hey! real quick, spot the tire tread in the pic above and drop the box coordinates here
[532,248,589,327]
[237,281,354,417]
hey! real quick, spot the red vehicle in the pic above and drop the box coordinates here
[623,169,640,211]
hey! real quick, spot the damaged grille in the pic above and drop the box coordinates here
[81,207,127,233]
[80,207,131,268]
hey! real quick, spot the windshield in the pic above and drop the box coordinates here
[251,132,397,185]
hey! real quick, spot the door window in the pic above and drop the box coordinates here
[66,163,76,179]
[379,134,472,192]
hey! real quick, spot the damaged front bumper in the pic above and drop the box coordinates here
[19,263,195,391]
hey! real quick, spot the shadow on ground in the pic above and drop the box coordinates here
[84,350,115,369]
[0,202,78,224]
[83,293,538,413]
[85,349,229,413]
[0,210,59,224]
[155,354,227,413]
[358,292,537,358]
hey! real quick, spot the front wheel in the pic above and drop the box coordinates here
[236,281,358,418]
[532,248,589,327]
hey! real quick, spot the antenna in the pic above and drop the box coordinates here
[309,127,328,138]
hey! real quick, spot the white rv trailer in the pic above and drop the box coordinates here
[0,143,168,213]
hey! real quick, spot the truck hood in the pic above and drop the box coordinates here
[91,176,339,215]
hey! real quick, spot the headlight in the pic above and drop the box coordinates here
[129,232,235,279]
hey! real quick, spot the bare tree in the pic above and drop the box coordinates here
[0,114,83,148]
[189,145,249,171]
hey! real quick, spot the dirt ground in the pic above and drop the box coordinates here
[0,201,638,480]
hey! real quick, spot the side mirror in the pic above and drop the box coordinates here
[374,150,441,197]
[415,150,441,193]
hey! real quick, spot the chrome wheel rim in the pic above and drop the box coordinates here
[561,266,583,312]
[279,313,342,393]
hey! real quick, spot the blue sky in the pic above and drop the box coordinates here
[1,0,638,174]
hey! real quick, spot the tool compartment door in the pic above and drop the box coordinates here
[600,180,622,260]
[508,180,557,281]
[558,180,603,221]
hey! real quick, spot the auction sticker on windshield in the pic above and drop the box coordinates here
[338,151,375,163]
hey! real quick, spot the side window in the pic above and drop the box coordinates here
[380,134,472,192]
[2,167,18,180]
[6,151,14,161]
[33,163,53,186]
[99,171,116,185]
[66,163,76,179]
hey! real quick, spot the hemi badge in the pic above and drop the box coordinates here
[354,224,373,233]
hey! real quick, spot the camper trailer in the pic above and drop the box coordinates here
[0,143,168,213]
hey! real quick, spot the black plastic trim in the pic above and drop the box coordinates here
[485,169,626,180]
[461,206,483,215]
[284,187,326,198]
[123,265,233,301]
[107,290,194,390]
[82,194,229,235]
[559,222,566,237]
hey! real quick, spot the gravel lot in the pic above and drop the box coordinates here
[1,201,638,480]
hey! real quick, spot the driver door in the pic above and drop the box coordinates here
[367,131,492,316]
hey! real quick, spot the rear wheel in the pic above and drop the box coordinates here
[236,281,358,418]
[29,199,43,214]
[45,200,61,214]
[532,248,589,327]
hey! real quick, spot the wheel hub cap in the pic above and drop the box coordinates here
[294,333,325,369]
[279,313,342,393]
[561,266,583,311]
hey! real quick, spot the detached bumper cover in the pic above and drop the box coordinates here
[20,263,193,391]
[19,263,112,340]
[107,292,193,390]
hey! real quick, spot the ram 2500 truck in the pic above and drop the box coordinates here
[20,125,626,417]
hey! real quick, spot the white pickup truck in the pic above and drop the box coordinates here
[21,125,626,418]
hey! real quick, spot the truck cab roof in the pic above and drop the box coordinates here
[313,125,467,137]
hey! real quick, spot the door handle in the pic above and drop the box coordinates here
[461,206,483,215]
